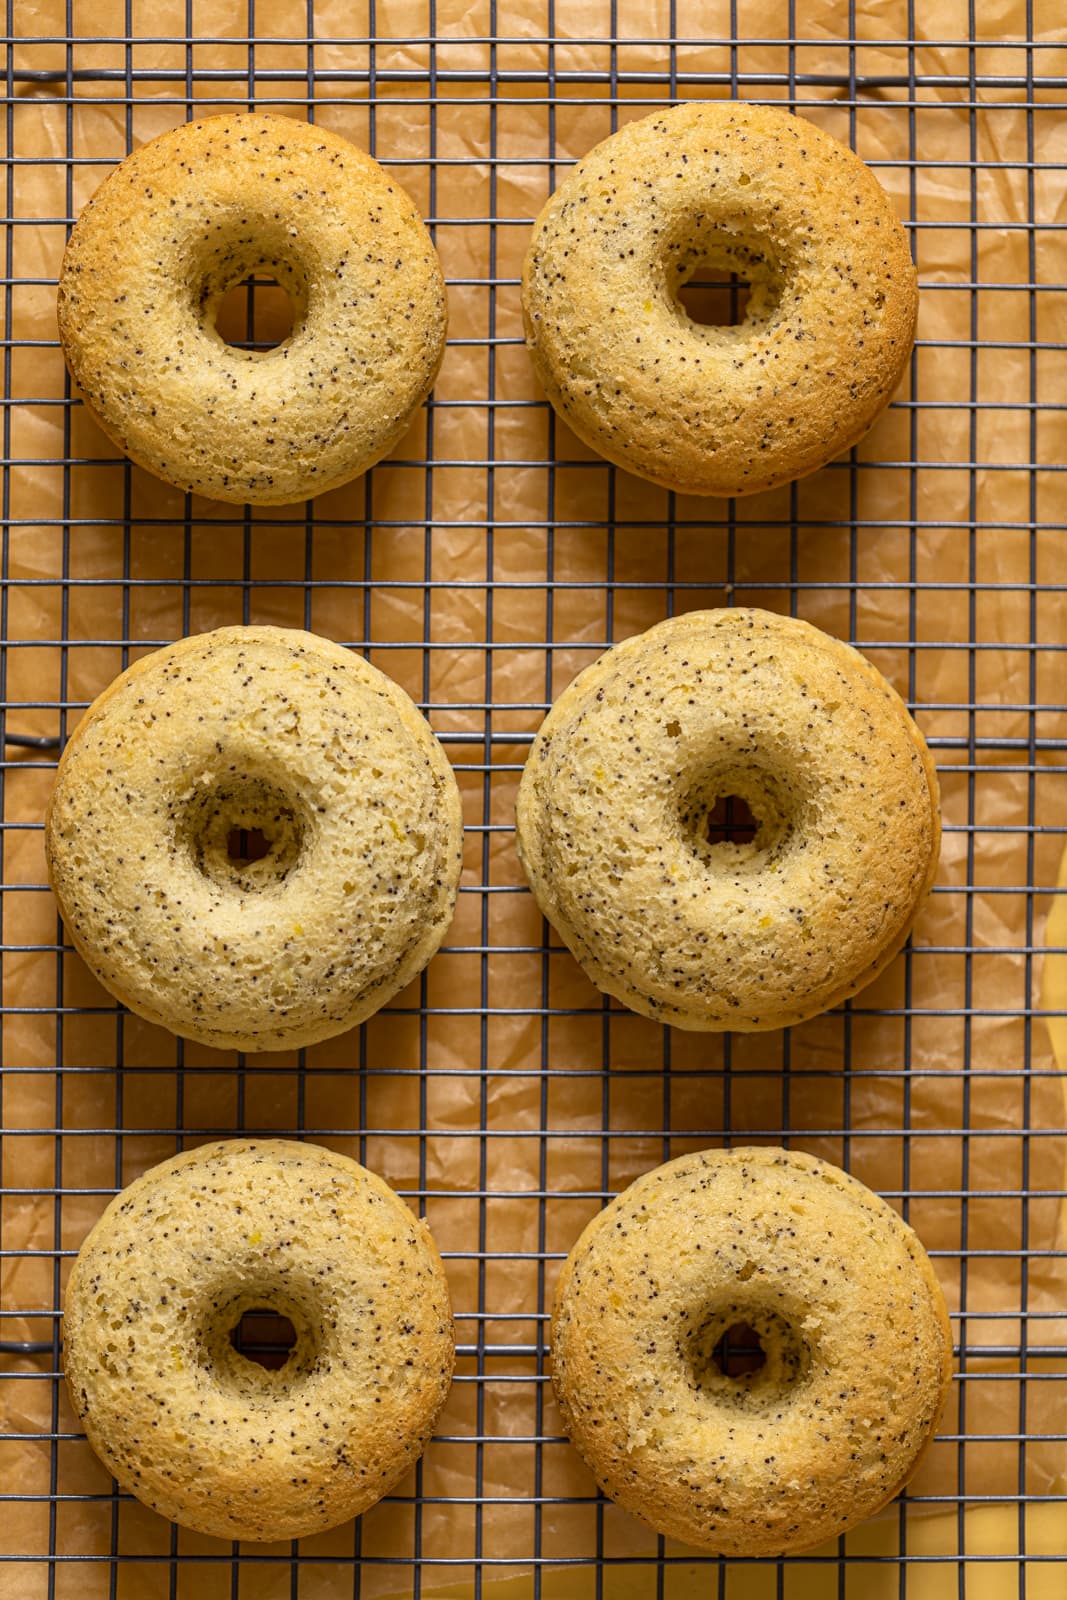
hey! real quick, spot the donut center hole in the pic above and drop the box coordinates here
[207,1284,322,1389]
[227,826,272,864]
[180,775,308,892]
[679,765,794,870]
[215,276,297,351]
[230,1308,298,1371]
[711,1320,767,1378]
[686,1303,809,1408]
[668,228,786,331]
[703,794,759,846]
[197,234,309,358]
[677,271,752,328]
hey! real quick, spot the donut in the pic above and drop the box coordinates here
[515,608,940,1031]
[45,626,464,1052]
[551,1146,953,1556]
[57,112,447,505]
[63,1139,455,1541]
[522,100,917,498]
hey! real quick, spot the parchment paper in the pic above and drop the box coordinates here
[2,1,1065,1596]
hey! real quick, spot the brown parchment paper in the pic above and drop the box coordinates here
[2,1,1066,1596]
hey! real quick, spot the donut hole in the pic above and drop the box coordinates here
[686,1304,809,1407]
[179,775,309,893]
[207,1285,323,1389]
[227,826,272,865]
[711,1320,767,1378]
[230,1307,298,1371]
[667,229,785,333]
[214,277,297,352]
[703,794,759,847]
[677,271,752,329]
[197,236,310,360]
[679,766,794,869]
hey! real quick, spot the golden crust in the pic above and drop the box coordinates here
[522,100,918,498]
[57,112,447,505]
[63,1139,456,1541]
[45,626,464,1052]
[515,608,941,1032]
[551,1146,954,1557]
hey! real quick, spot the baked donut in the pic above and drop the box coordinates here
[57,112,447,504]
[522,100,917,497]
[551,1146,953,1556]
[45,626,463,1052]
[64,1139,455,1541]
[516,608,939,1031]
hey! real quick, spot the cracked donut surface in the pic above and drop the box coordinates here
[45,625,464,1052]
[515,608,940,1031]
[58,112,447,504]
[522,100,918,497]
[551,1146,953,1556]
[63,1139,455,1541]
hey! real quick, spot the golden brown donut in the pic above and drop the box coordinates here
[58,112,447,504]
[522,100,918,497]
[551,1146,954,1556]
[64,1139,455,1541]
[45,626,464,1052]
[516,608,940,1031]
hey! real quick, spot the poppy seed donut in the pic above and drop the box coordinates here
[45,626,464,1053]
[551,1146,953,1556]
[63,1139,455,1541]
[516,608,940,1031]
[522,100,918,497]
[57,112,447,504]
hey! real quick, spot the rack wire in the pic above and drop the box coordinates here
[2,2,1066,1596]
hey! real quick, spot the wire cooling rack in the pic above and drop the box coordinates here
[2,4,1066,1597]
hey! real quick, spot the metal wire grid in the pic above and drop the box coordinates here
[1,3,1066,1596]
